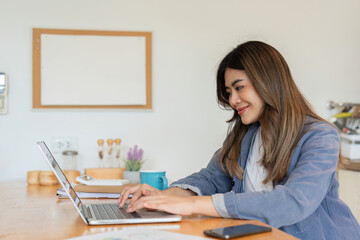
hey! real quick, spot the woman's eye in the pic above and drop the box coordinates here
[235,86,243,91]
[225,92,231,98]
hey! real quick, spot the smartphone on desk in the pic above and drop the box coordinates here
[203,224,272,239]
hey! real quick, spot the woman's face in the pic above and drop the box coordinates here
[224,68,265,125]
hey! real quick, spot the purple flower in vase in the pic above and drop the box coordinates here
[124,145,144,171]
[127,148,133,160]
[138,149,143,161]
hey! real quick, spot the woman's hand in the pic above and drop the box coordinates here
[126,194,196,215]
[118,183,161,208]
[118,184,197,208]
[127,194,221,217]
[118,184,220,217]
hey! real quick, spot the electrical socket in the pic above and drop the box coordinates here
[52,136,78,153]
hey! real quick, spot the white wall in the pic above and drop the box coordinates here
[1,0,360,181]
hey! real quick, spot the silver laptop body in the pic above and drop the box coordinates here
[37,141,182,225]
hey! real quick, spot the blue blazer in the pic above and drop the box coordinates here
[171,118,360,239]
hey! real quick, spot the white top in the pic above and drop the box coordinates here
[243,127,274,192]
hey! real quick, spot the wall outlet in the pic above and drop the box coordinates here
[52,136,78,153]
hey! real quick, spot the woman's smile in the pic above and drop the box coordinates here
[237,106,248,115]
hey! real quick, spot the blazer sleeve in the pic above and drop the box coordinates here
[170,149,233,196]
[218,122,340,228]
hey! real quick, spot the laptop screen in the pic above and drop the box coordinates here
[37,142,84,218]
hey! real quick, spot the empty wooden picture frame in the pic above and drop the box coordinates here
[33,28,152,109]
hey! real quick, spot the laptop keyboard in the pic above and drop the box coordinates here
[91,203,141,220]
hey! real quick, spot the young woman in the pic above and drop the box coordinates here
[119,41,360,239]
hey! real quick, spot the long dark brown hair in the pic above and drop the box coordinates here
[217,41,323,183]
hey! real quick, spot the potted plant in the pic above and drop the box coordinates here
[122,145,144,183]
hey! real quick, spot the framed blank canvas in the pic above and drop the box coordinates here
[33,28,152,109]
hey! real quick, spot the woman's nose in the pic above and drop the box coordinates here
[230,93,240,106]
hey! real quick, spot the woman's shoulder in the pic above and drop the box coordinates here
[304,116,338,131]
[302,116,340,142]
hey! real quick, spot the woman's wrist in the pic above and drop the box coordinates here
[163,186,197,196]
[191,196,221,217]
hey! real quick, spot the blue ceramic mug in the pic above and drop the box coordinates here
[140,170,168,190]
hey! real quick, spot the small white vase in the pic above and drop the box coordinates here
[123,171,140,184]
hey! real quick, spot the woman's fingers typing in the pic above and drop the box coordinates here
[128,184,159,208]
[118,184,141,207]
[118,184,160,208]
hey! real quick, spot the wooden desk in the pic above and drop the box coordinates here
[0,182,296,240]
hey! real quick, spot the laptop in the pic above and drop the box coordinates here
[37,141,182,225]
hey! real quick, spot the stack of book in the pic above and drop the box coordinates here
[57,183,130,199]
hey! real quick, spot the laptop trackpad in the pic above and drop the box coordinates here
[137,209,176,218]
